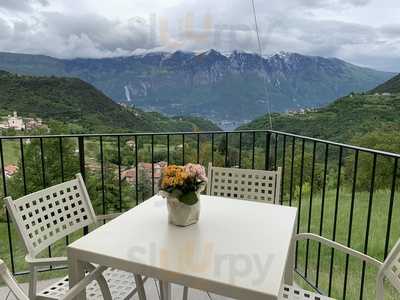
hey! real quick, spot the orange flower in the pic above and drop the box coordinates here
[161,165,189,189]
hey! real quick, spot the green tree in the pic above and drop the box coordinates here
[85,164,135,215]
[7,138,79,198]
[345,130,400,190]
[134,171,152,203]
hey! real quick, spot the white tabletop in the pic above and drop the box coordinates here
[68,195,297,300]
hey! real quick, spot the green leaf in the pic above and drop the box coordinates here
[178,191,199,205]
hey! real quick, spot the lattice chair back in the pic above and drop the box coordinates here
[4,174,97,258]
[377,238,400,299]
[206,163,282,204]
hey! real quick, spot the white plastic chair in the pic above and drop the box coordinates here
[207,163,282,204]
[279,233,400,300]
[0,258,114,300]
[4,173,147,300]
[183,233,400,300]
[182,164,283,299]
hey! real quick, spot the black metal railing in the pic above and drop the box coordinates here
[0,130,399,299]
[268,130,400,300]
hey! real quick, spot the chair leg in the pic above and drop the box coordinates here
[95,275,112,300]
[134,274,147,300]
[28,265,37,300]
[159,281,171,300]
[183,286,189,300]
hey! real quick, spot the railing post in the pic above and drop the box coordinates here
[343,150,359,300]
[78,136,88,235]
[265,131,271,170]
[19,138,27,195]
[225,132,229,167]
[280,135,287,205]
[252,131,256,169]
[135,135,139,206]
[0,139,15,274]
[117,136,122,212]
[182,134,185,165]
[359,153,377,300]
[78,136,86,181]
[167,134,170,165]
[295,138,305,270]
[151,135,155,196]
[39,138,46,188]
[384,157,398,258]
[197,133,200,164]
[99,136,106,215]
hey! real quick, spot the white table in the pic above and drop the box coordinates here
[68,195,297,300]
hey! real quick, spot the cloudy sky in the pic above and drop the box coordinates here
[0,0,399,71]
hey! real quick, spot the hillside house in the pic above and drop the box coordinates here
[0,112,25,130]
[4,164,18,178]
[25,117,43,130]
[126,140,136,149]
[0,112,45,131]
[121,161,167,190]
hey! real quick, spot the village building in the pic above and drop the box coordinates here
[25,118,43,130]
[121,161,167,190]
[0,112,25,130]
[126,140,136,149]
[0,112,45,131]
[4,164,18,178]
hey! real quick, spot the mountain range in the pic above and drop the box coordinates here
[0,50,394,127]
[0,71,221,133]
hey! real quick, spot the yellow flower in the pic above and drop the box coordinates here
[161,165,189,189]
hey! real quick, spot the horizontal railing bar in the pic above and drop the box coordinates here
[1,129,399,158]
[14,265,67,276]
[0,130,255,140]
[268,130,400,158]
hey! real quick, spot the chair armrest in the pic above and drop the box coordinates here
[296,233,382,268]
[62,266,149,300]
[0,261,29,300]
[61,265,109,300]
[25,255,68,267]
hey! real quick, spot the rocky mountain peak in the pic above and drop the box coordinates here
[0,50,393,124]
[160,50,195,68]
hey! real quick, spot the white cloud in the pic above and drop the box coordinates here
[0,12,157,58]
[295,0,372,9]
[0,0,48,12]
[0,0,398,71]
[0,17,12,39]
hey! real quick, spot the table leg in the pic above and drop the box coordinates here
[284,226,296,285]
[183,286,189,300]
[159,281,171,300]
[134,274,147,300]
[68,253,87,300]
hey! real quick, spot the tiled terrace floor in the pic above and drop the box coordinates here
[0,278,232,299]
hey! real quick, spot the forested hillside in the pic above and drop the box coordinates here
[240,91,400,145]
[0,71,220,133]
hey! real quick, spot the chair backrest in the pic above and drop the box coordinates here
[4,174,97,258]
[377,238,400,299]
[0,259,29,300]
[206,163,282,204]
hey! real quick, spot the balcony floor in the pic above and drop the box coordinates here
[0,278,232,299]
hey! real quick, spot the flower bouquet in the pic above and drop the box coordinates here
[159,164,207,226]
